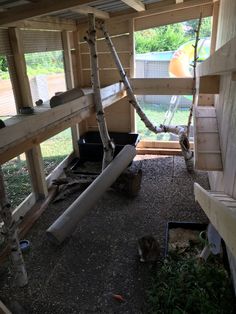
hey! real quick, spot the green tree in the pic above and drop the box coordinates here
[135,23,190,53]
[184,17,212,38]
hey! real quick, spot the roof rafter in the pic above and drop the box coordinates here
[121,0,146,12]
[71,5,110,20]
[0,0,100,26]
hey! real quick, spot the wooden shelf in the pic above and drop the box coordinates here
[194,183,236,258]
[0,83,126,164]
[197,35,236,77]
[194,106,223,171]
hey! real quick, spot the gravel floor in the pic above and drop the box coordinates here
[0,155,209,313]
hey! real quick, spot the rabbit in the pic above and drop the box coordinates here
[138,235,160,262]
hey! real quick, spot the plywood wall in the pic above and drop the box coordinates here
[208,0,236,198]
[77,20,133,134]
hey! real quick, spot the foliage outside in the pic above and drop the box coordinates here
[135,18,212,53]
[148,254,235,314]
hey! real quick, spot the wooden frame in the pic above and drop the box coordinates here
[195,183,236,258]
[130,77,220,95]
[0,83,126,164]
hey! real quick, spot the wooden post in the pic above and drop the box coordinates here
[62,30,80,157]
[85,14,114,170]
[8,27,48,199]
[129,18,136,133]
[210,0,220,55]
[0,167,28,287]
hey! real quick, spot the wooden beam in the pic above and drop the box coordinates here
[121,0,146,12]
[72,5,110,20]
[129,19,136,132]
[62,30,80,158]
[130,77,219,95]
[194,183,236,258]
[0,300,12,314]
[0,0,101,26]
[0,83,126,164]
[111,0,213,23]
[8,27,48,199]
[210,0,220,54]
[197,36,236,76]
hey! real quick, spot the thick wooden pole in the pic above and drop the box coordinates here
[62,30,80,158]
[8,27,48,199]
[85,14,114,170]
[47,145,136,244]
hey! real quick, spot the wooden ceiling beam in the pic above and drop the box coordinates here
[0,0,99,26]
[71,5,110,19]
[121,0,146,12]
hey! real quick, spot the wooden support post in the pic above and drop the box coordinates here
[210,0,220,55]
[26,146,48,199]
[62,30,80,157]
[129,18,136,133]
[8,27,48,200]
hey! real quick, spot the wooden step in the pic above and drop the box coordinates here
[194,106,223,171]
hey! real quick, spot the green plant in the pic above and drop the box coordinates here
[148,254,235,314]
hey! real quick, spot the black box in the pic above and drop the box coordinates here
[78,131,140,162]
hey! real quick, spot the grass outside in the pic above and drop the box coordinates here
[2,128,73,208]
[136,103,191,141]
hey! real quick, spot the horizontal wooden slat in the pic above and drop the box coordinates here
[194,183,236,258]
[80,35,130,53]
[197,35,236,76]
[137,147,182,156]
[81,53,130,69]
[131,77,219,95]
[137,140,194,149]
[135,3,213,31]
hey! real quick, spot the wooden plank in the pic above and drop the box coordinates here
[129,19,136,132]
[121,0,146,12]
[137,140,194,149]
[26,146,48,199]
[0,84,126,164]
[80,35,130,53]
[210,0,220,55]
[81,52,130,69]
[8,27,48,200]
[137,147,182,156]
[5,16,76,31]
[8,27,33,109]
[130,77,219,95]
[62,30,80,157]
[71,5,109,19]
[197,35,236,76]
[0,0,101,26]
[194,182,236,258]
[135,3,213,31]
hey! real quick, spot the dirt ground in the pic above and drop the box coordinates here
[0,155,209,313]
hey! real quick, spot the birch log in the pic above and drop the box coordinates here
[47,145,136,244]
[97,21,193,172]
[0,167,28,287]
[84,14,114,170]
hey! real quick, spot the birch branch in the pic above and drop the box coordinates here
[0,166,28,287]
[84,14,115,170]
[187,14,202,138]
[97,20,194,172]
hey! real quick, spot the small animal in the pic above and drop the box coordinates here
[138,235,160,262]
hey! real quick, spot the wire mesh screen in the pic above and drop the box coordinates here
[25,51,66,104]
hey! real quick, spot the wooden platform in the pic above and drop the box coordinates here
[194,183,236,258]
